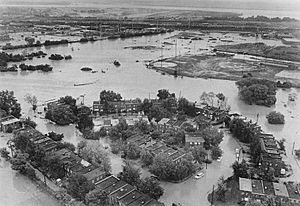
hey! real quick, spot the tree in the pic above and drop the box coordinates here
[24,94,38,112]
[211,146,223,160]
[278,138,286,151]
[134,120,150,134]
[45,106,77,125]
[202,127,224,150]
[77,141,87,156]
[0,90,21,118]
[178,97,197,117]
[77,106,94,132]
[139,99,153,114]
[236,78,277,106]
[118,161,141,186]
[151,130,162,140]
[149,154,195,181]
[191,146,207,164]
[57,142,76,152]
[138,177,164,200]
[216,176,227,202]
[140,149,154,166]
[22,117,37,129]
[85,189,109,206]
[123,142,141,160]
[67,174,94,201]
[100,90,122,103]
[232,160,249,178]
[98,127,107,137]
[0,147,10,159]
[194,115,210,130]
[157,89,174,100]
[10,151,28,174]
[44,153,66,179]
[47,131,64,142]
[79,143,111,173]
[266,111,285,124]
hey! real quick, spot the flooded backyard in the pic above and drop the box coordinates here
[0,31,300,206]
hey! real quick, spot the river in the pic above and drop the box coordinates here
[0,31,300,206]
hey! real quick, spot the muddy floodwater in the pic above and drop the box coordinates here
[1,31,300,206]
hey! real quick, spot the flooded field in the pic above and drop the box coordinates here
[1,31,300,206]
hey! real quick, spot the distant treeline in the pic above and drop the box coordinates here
[204,15,299,22]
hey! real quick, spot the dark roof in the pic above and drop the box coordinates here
[102,180,127,195]
[96,175,119,190]
[262,181,275,195]
[251,179,263,194]
[127,194,153,206]
[119,190,143,206]
[286,182,300,200]
[83,167,106,181]
[168,150,185,161]
[110,184,136,200]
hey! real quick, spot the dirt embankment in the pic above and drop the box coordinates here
[214,42,300,63]
[149,53,300,87]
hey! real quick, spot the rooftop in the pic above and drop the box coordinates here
[239,178,252,192]
[273,182,289,197]
[83,167,106,181]
[119,190,143,206]
[96,175,119,190]
[185,133,205,143]
[286,182,300,200]
[111,184,136,200]
[1,117,19,125]
[251,179,263,194]
[158,118,170,125]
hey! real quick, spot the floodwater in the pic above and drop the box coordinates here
[1,31,300,206]
[0,134,59,206]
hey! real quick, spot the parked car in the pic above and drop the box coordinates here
[195,172,205,179]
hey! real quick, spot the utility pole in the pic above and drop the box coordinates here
[211,185,215,206]
[292,141,295,155]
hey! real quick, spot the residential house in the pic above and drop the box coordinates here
[0,115,22,132]
[185,132,205,147]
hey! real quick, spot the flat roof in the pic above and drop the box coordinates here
[262,181,275,195]
[103,180,127,195]
[96,175,119,190]
[273,182,289,197]
[286,182,300,200]
[111,184,136,200]
[251,179,263,194]
[127,194,152,206]
[119,190,143,206]
[239,178,252,192]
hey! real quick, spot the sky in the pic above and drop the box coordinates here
[1,0,300,12]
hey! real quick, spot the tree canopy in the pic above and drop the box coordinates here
[0,90,21,118]
[266,111,285,124]
[67,174,94,201]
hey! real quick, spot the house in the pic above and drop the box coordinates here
[0,115,22,132]
[92,101,104,116]
[83,167,107,185]
[185,132,205,147]
[157,118,172,132]
[128,134,153,148]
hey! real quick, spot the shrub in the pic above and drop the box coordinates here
[266,111,285,124]
[0,147,10,159]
